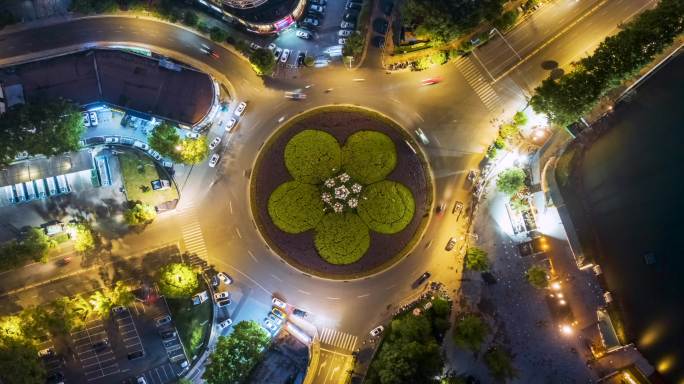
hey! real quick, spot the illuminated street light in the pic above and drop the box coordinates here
[560,324,573,335]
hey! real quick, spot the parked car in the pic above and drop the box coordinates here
[445,237,457,251]
[82,112,90,127]
[310,0,326,4]
[302,17,320,27]
[293,308,308,317]
[344,12,358,21]
[338,38,348,45]
[271,307,286,319]
[155,316,172,327]
[137,376,148,384]
[209,137,221,150]
[208,153,220,167]
[272,297,287,309]
[92,338,109,352]
[45,372,64,384]
[346,2,361,10]
[249,42,261,51]
[127,350,145,360]
[104,136,119,144]
[217,298,232,308]
[263,318,278,332]
[296,30,312,40]
[274,47,283,60]
[267,43,277,52]
[159,330,177,340]
[452,201,464,216]
[112,306,127,314]
[89,111,99,126]
[211,275,220,287]
[340,21,355,29]
[268,313,283,326]
[309,4,325,13]
[217,272,233,284]
[133,140,149,150]
[185,131,199,139]
[369,326,384,337]
[338,29,353,37]
[214,291,230,300]
[38,347,55,358]
[225,117,237,132]
[297,52,306,66]
[235,101,247,116]
[280,49,291,63]
[218,318,233,329]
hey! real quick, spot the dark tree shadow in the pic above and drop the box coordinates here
[541,60,558,70]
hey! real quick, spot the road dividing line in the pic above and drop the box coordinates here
[229,200,233,215]
[247,250,258,263]
[326,297,341,300]
[270,274,282,282]
[235,227,242,239]
[357,293,370,298]
[298,289,311,295]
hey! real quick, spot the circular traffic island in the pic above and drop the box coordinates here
[250,106,432,279]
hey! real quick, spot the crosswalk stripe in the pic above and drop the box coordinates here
[454,57,501,112]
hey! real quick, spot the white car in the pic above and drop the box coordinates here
[340,21,355,29]
[225,117,238,132]
[280,49,290,63]
[208,153,220,168]
[214,291,230,300]
[296,30,312,40]
[234,102,247,116]
[218,318,233,329]
[415,128,430,144]
[217,272,233,285]
[105,136,119,144]
[217,298,232,308]
[274,47,283,60]
[89,111,99,126]
[209,137,221,150]
[267,43,277,52]
[249,42,261,51]
[309,4,324,13]
[370,325,384,337]
[272,297,287,309]
[154,315,172,327]
[263,319,278,332]
[82,112,90,127]
[338,38,348,45]
[185,131,199,139]
[133,140,149,150]
[267,313,283,325]
[338,29,353,37]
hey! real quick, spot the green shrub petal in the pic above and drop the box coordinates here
[358,180,415,234]
[268,181,325,233]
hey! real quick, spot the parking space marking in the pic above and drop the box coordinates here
[69,318,120,381]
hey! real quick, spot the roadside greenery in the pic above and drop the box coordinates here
[465,247,489,271]
[452,313,489,352]
[496,167,526,195]
[366,297,451,384]
[149,122,208,165]
[530,0,684,126]
[178,136,209,164]
[342,131,397,184]
[124,202,157,227]
[203,320,270,384]
[72,222,96,253]
[401,0,505,43]
[314,212,370,264]
[149,122,180,158]
[167,277,212,357]
[268,181,325,234]
[526,265,549,288]
[157,263,199,299]
[119,151,178,207]
[357,181,415,234]
[0,99,85,167]
[209,26,228,42]
[284,130,341,184]
[249,48,276,75]
[343,32,365,57]
[484,346,517,381]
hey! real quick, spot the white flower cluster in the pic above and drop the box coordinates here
[320,172,363,213]
[348,198,358,208]
[351,183,362,194]
[335,185,350,200]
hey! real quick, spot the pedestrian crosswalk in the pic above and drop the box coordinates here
[454,57,502,112]
[319,328,358,352]
[177,203,208,263]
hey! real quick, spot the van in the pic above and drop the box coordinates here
[14,183,26,202]
[56,175,69,193]
[46,177,58,196]
[24,181,36,200]
[4,186,16,203]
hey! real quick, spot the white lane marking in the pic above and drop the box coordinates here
[229,200,233,214]
[270,274,282,282]
[235,227,242,239]
[247,250,258,263]
[298,289,311,295]
[357,293,370,298]
[326,297,341,300]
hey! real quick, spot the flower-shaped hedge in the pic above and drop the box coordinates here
[268,129,415,265]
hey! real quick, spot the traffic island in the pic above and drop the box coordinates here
[250,106,432,280]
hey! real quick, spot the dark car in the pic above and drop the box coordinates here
[297,52,306,66]
[412,272,431,288]
[127,350,145,360]
[46,372,64,384]
[293,308,308,317]
[445,237,457,251]
[347,2,361,10]
[92,338,109,352]
[302,17,320,27]
[159,330,177,340]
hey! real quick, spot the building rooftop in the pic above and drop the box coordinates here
[0,49,214,126]
[0,150,93,187]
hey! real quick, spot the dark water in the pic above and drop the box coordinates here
[573,51,684,382]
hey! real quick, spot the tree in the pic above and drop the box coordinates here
[203,320,270,384]
[484,346,516,381]
[125,202,157,226]
[89,290,113,318]
[0,339,45,384]
[512,111,528,126]
[452,313,489,352]
[71,294,93,322]
[178,137,209,165]
[183,10,198,26]
[493,10,519,31]
[431,51,448,65]
[72,223,95,253]
[249,48,276,75]
[526,265,549,289]
[149,122,181,160]
[496,167,526,195]
[21,228,56,263]
[343,32,365,57]
[210,27,228,42]
[465,247,489,271]
[110,281,135,307]
[157,263,199,299]
[49,297,84,333]
[0,99,85,167]
[499,123,519,139]
[509,195,528,212]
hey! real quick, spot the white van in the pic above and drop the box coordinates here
[4,186,15,203]
[56,175,69,193]
[46,177,58,196]
[24,181,36,200]
[14,183,26,202]
[35,179,47,198]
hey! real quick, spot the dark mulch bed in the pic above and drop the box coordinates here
[250,107,431,279]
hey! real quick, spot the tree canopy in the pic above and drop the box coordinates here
[125,202,157,226]
[72,223,95,253]
[401,0,505,43]
[149,122,181,159]
[526,265,549,289]
[0,99,85,167]
[203,320,270,384]
[343,32,365,57]
[249,48,276,75]
[452,313,489,352]
[177,137,209,164]
[465,247,489,272]
[496,167,526,195]
[157,263,199,299]
[484,346,516,381]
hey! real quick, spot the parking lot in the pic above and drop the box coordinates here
[71,319,120,381]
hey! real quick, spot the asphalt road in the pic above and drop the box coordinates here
[0,0,657,378]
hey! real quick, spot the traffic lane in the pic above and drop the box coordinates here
[316,349,354,384]
[507,0,657,93]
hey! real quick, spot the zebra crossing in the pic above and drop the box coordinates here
[177,203,208,263]
[454,57,502,112]
[319,328,358,352]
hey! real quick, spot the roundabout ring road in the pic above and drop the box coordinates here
[0,16,495,337]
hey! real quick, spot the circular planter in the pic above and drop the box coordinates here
[250,106,433,280]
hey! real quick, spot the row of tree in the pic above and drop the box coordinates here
[366,297,451,384]
[401,0,506,43]
[148,122,209,165]
[0,228,55,271]
[0,281,134,384]
[530,0,684,126]
[0,99,84,167]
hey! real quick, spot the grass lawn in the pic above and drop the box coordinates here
[118,151,178,206]
[167,279,212,359]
